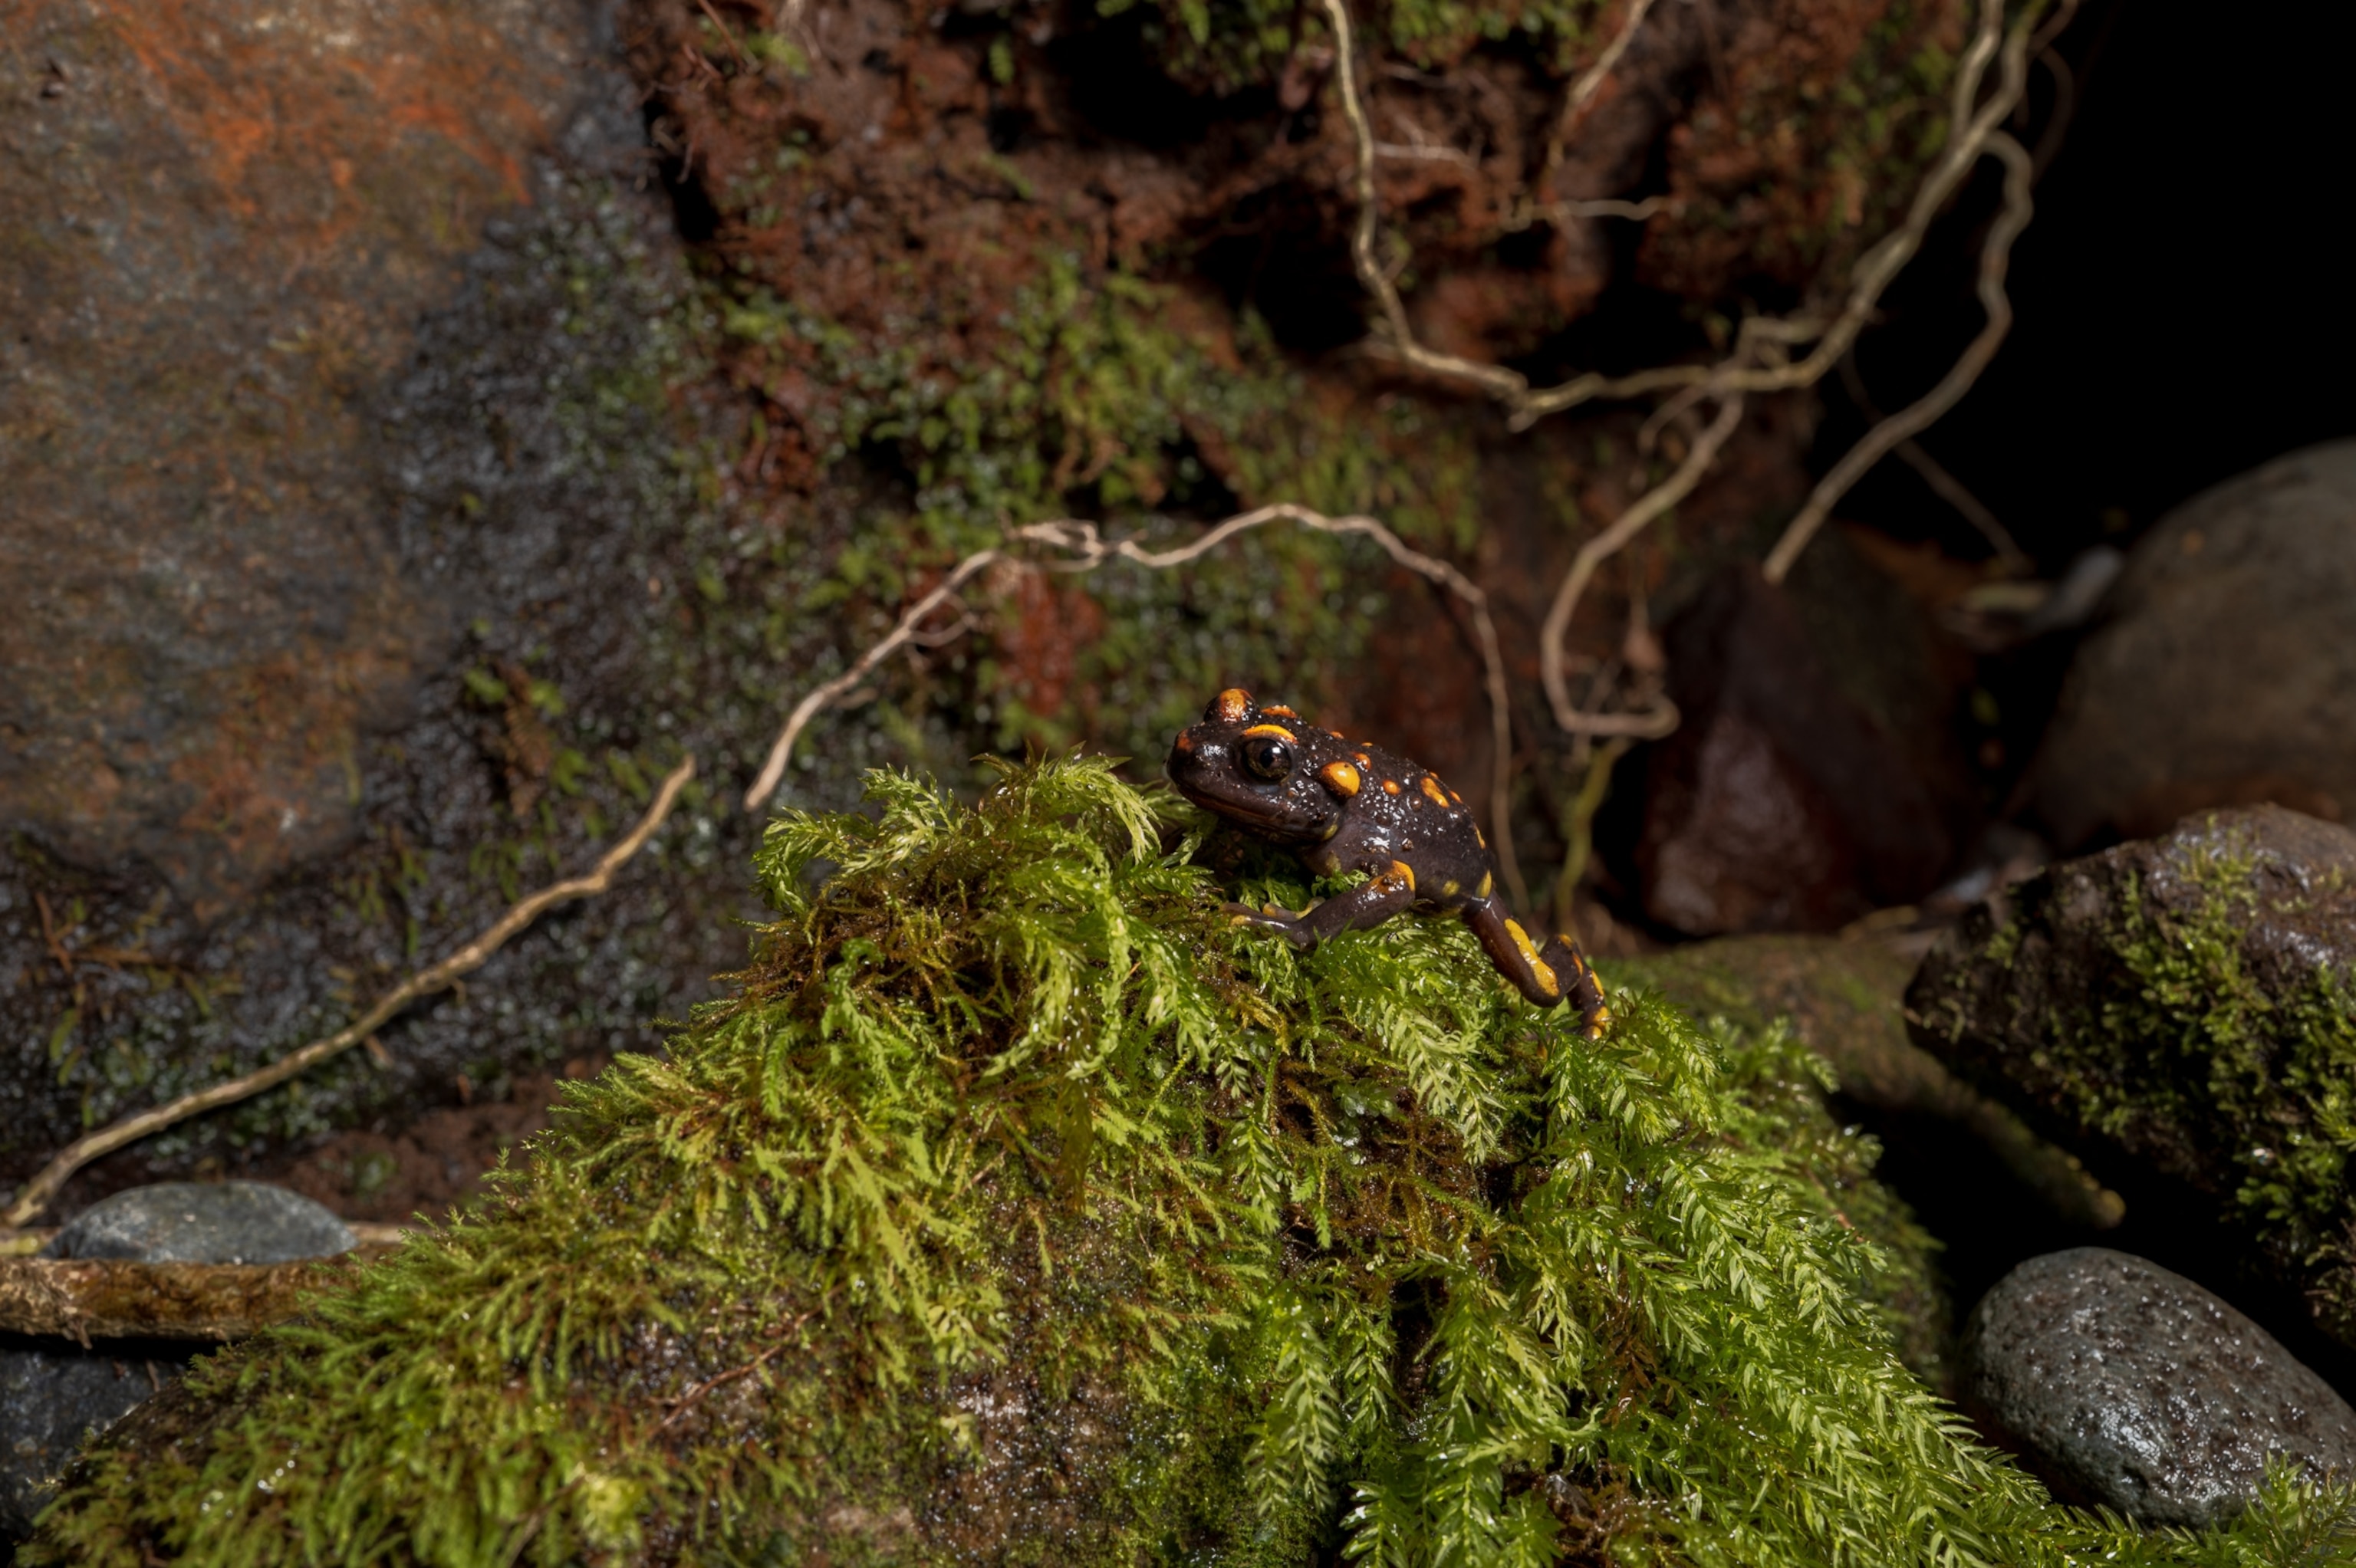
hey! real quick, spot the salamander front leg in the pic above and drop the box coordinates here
[1461,899,1612,1037]
[1226,862,1419,948]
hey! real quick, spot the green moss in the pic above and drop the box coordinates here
[1598,937,1956,1386]
[27,761,2354,1564]
[2092,838,2356,1317]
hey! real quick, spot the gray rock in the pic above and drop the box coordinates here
[2027,439,2356,847]
[3,1183,351,1537]
[1963,1248,2356,1527]
[0,1346,173,1540]
[1,0,597,909]
[41,1181,355,1267]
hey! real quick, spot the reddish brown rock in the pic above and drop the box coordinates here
[1635,553,1969,934]
[0,0,591,909]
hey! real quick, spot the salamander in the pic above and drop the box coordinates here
[1167,687,1611,1038]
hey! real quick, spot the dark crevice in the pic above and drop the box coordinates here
[1190,184,1365,355]
[641,106,721,243]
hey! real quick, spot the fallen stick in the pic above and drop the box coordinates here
[0,1251,400,1343]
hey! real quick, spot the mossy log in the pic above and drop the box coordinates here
[19,765,2353,1563]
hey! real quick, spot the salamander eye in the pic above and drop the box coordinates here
[1240,735,1295,782]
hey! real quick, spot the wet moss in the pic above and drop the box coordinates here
[25,763,2353,1564]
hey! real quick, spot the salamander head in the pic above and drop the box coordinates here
[1166,689,1343,846]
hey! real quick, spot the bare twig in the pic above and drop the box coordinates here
[650,1329,804,1437]
[1540,395,1746,735]
[2029,0,2083,55]
[2029,45,2075,183]
[1322,0,2036,432]
[1764,129,2033,583]
[745,551,1003,809]
[1320,0,1525,407]
[2,760,699,1229]
[1559,196,1670,222]
[1374,142,1477,166]
[1838,353,2028,571]
[694,0,750,66]
[1551,735,1632,939]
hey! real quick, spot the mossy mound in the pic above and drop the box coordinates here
[24,766,2355,1564]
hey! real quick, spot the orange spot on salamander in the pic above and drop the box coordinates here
[1389,860,1416,892]
[1380,779,1400,796]
[1262,705,1301,718]
[1319,760,1362,797]
[1241,723,1298,741]
[1214,689,1252,723]
[1420,777,1449,808]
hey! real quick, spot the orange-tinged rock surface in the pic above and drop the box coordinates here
[1,0,587,909]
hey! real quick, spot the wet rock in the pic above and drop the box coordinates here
[0,15,743,1208]
[1910,805,2356,1343]
[2026,439,2356,848]
[0,0,594,909]
[1634,544,1973,935]
[2,1182,347,1539]
[1963,1248,2356,1527]
[39,1182,354,1266]
[1,1343,174,1542]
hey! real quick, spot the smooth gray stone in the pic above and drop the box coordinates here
[0,1345,176,1539]
[38,1181,354,1266]
[1964,1247,2356,1527]
[2026,437,2356,847]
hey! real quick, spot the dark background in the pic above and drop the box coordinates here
[1826,0,2356,570]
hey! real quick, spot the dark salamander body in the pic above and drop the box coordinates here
[1168,688,1611,1038]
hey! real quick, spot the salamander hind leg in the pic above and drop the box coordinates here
[1462,901,1613,1034]
[1536,930,1612,1039]
[1462,899,1565,1008]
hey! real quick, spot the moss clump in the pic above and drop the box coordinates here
[26,766,2355,1564]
